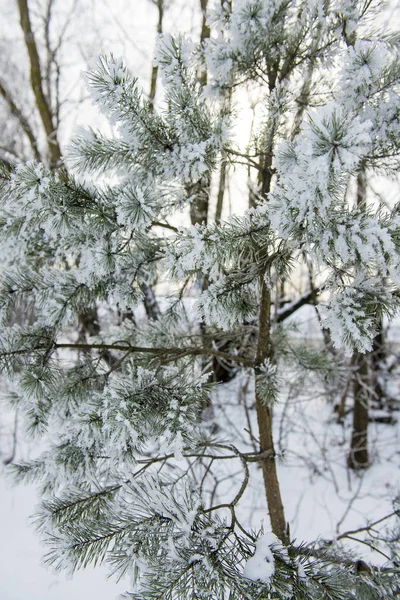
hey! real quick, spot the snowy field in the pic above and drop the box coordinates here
[0,410,122,599]
[0,480,120,600]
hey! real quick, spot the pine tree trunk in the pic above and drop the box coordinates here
[348,352,370,469]
[142,0,165,321]
[347,167,370,469]
[251,65,288,541]
[255,278,288,543]
[144,21,163,318]
[189,1,211,227]
[189,176,210,227]
[215,153,227,224]
[371,318,385,408]
[141,282,161,321]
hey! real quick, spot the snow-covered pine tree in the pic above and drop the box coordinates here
[0,0,400,597]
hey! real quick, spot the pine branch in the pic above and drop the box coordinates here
[53,342,254,367]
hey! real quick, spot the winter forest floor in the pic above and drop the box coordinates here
[1,306,399,599]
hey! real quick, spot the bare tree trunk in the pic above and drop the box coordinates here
[348,352,370,469]
[243,61,288,541]
[215,88,231,223]
[348,167,370,469]
[17,0,61,168]
[141,282,161,321]
[215,154,227,224]
[371,319,386,408]
[199,0,210,87]
[254,91,287,540]
[190,0,211,228]
[143,0,165,320]
[189,176,210,227]
[149,0,164,106]
[0,79,42,162]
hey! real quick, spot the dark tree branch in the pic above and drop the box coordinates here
[277,289,318,323]
[0,78,41,162]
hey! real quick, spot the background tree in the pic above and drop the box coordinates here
[0,0,81,167]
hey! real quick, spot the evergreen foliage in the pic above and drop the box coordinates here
[1,0,400,597]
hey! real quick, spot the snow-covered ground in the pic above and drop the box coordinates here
[0,477,121,600]
[0,404,121,599]
[1,306,400,598]
[1,306,399,598]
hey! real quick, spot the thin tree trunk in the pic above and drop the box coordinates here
[215,87,232,223]
[189,176,210,227]
[17,0,61,168]
[255,278,288,543]
[189,0,211,229]
[371,319,385,407]
[254,99,287,540]
[0,79,42,162]
[199,0,210,87]
[247,63,288,541]
[149,0,164,106]
[141,282,161,321]
[190,0,211,228]
[189,1,213,369]
[139,0,165,320]
[348,167,370,469]
[215,152,227,223]
[348,352,370,469]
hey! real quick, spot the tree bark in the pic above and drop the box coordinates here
[348,166,370,469]
[215,153,227,223]
[371,319,386,408]
[215,88,231,223]
[141,0,164,320]
[189,0,211,229]
[141,282,161,321]
[17,0,61,168]
[348,352,370,469]
[255,278,288,543]
[149,0,164,106]
[248,60,289,541]
[198,0,210,87]
[189,0,211,228]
